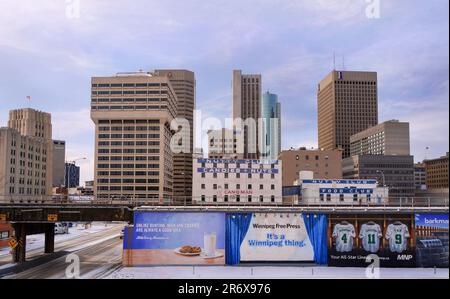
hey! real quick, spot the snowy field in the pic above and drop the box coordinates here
[0,222,119,257]
[105,266,449,279]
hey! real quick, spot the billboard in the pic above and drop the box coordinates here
[123,212,226,265]
[328,214,416,267]
[415,213,449,268]
[240,214,315,262]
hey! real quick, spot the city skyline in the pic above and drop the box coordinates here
[0,0,448,184]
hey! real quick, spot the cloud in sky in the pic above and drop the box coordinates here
[0,0,448,184]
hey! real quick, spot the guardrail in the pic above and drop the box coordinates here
[0,195,448,209]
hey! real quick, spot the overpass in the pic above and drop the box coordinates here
[0,198,448,263]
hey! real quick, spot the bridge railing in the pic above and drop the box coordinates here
[0,195,448,209]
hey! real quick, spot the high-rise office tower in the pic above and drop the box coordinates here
[1,108,54,202]
[64,162,80,188]
[52,140,66,187]
[90,71,178,202]
[154,70,195,202]
[232,70,262,159]
[317,70,378,158]
[8,108,52,139]
[261,91,281,160]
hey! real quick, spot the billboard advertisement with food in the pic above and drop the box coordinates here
[123,212,226,265]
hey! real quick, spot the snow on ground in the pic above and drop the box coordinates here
[0,222,122,257]
[105,266,449,279]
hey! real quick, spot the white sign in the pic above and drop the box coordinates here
[240,214,314,261]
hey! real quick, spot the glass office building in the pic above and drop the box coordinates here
[261,92,281,160]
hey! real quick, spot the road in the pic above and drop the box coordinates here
[0,224,124,279]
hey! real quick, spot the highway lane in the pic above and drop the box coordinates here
[3,227,124,279]
[0,223,124,267]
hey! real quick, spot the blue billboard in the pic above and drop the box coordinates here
[124,212,226,265]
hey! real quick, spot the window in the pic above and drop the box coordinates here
[339,194,344,202]
[271,195,275,202]
[326,194,331,201]
[224,173,228,179]
[271,185,275,190]
[213,173,217,179]
[236,195,240,202]
[224,184,229,189]
[260,195,264,202]
[213,184,217,190]
[201,195,205,202]
[320,194,324,201]
[248,195,252,202]
[201,173,205,178]
[353,194,358,202]
[248,184,252,189]
[0,231,9,239]
[248,173,252,179]
[213,195,217,202]
[236,173,240,179]
[236,184,240,189]
[224,195,229,202]
[367,194,371,202]
[201,184,205,189]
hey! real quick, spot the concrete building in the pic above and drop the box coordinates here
[192,158,282,203]
[261,91,281,160]
[278,148,343,186]
[0,108,54,203]
[90,71,178,201]
[0,127,53,202]
[64,162,80,188]
[414,162,427,191]
[8,108,52,139]
[350,120,410,156]
[424,153,449,189]
[296,171,388,205]
[232,70,262,159]
[154,70,195,202]
[318,70,378,158]
[342,155,415,199]
[207,128,243,159]
[52,140,66,187]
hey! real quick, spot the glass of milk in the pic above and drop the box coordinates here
[203,232,217,257]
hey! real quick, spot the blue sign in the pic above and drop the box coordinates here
[129,212,226,250]
[197,168,279,174]
[415,213,449,229]
[319,188,373,194]
[302,179,377,185]
[197,158,278,165]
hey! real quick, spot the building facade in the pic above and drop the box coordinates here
[414,162,427,191]
[318,70,378,158]
[192,158,282,203]
[154,70,195,202]
[424,153,449,189]
[90,71,178,201]
[0,127,53,202]
[300,178,389,205]
[52,140,66,187]
[278,148,342,186]
[342,155,415,199]
[350,120,410,156]
[64,162,80,188]
[232,70,262,159]
[261,91,281,160]
[207,128,243,159]
[8,108,52,139]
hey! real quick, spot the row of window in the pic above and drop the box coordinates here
[99,126,160,132]
[98,134,160,139]
[199,162,276,169]
[97,164,160,169]
[97,178,159,184]
[97,171,159,176]
[199,172,276,179]
[98,156,159,161]
[200,195,275,203]
[92,83,167,88]
[97,186,159,191]
[92,105,169,111]
[93,90,168,95]
[98,141,159,146]
[97,148,159,154]
[319,193,372,202]
[201,183,275,190]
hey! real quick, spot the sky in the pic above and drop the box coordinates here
[0,0,448,185]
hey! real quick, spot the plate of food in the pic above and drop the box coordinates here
[174,246,202,256]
